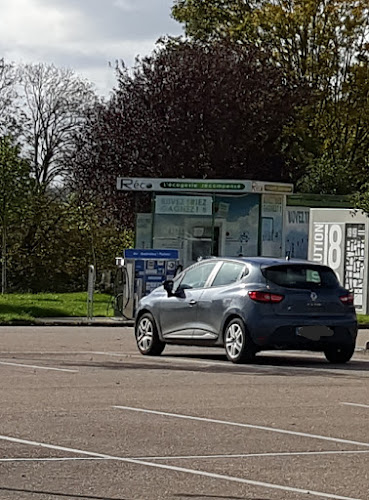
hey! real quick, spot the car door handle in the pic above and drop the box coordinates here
[189,300,197,306]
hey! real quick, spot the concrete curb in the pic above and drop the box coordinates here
[0,318,367,328]
[0,317,134,327]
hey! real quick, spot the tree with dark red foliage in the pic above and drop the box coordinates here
[71,38,307,224]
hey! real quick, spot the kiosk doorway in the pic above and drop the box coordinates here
[183,219,225,266]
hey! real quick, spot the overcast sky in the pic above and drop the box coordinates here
[0,0,183,96]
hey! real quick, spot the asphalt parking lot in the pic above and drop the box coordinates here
[0,326,368,500]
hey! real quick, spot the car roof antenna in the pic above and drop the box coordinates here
[285,252,291,261]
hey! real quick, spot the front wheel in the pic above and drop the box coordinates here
[324,343,355,364]
[224,318,256,364]
[135,313,165,356]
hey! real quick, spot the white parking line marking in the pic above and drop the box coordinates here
[0,450,369,463]
[3,449,369,463]
[0,434,362,500]
[0,361,78,373]
[341,402,369,409]
[113,406,369,448]
[140,449,369,460]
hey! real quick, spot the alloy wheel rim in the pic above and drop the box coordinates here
[225,323,244,359]
[137,317,154,351]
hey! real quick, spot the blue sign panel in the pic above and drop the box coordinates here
[124,249,179,260]
[124,248,180,297]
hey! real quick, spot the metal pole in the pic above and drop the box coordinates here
[1,227,6,295]
[87,265,95,320]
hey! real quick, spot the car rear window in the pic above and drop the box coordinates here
[262,264,339,289]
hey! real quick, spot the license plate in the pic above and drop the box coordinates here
[296,326,334,340]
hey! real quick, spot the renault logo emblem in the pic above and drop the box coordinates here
[310,292,318,301]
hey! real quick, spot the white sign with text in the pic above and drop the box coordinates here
[155,196,213,216]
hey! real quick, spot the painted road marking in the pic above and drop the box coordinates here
[341,402,369,409]
[2,449,369,463]
[113,406,369,448]
[0,361,78,373]
[139,449,369,460]
[0,434,363,500]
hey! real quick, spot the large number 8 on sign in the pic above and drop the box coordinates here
[327,225,342,270]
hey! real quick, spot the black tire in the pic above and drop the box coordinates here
[324,343,355,364]
[224,318,256,364]
[135,313,165,356]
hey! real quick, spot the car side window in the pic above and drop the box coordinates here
[211,262,246,287]
[178,261,217,290]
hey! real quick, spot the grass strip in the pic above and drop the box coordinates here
[0,292,114,323]
[0,293,368,326]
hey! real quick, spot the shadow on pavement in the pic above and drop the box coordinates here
[48,352,369,378]
[0,487,128,500]
[7,349,368,377]
[165,351,369,368]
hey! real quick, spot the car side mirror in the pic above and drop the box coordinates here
[163,279,174,296]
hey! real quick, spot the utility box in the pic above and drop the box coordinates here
[116,249,180,319]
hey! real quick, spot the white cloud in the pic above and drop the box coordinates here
[77,39,159,96]
[113,0,140,12]
[4,37,157,96]
[0,0,87,47]
[0,0,182,95]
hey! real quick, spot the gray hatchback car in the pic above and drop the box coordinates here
[134,257,357,364]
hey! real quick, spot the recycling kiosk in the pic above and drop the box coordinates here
[117,177,294,269]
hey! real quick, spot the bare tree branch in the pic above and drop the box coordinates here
[18,63,98,192]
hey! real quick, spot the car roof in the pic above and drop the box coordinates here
[202,256,323,267]
[241,256,317,266]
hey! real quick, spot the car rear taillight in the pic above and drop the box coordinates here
[248,291,284,303]
[340,293,354,305]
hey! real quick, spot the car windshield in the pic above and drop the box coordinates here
[262,264,339,289]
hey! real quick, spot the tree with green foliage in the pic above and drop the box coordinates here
[7,189,133,293]
[0,136,32,293]
[172,0,369,194]
[172,0,369,84]
[13,63,99,282]
[72,38,307,213]
[0,61,129,294]
[0,58,18,135]
[172,0,255,42]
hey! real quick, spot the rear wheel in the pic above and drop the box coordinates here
[224,318,256,364]
[135,313,165,356]
[324,343,355,364]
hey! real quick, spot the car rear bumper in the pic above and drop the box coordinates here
[248,317,357,349]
